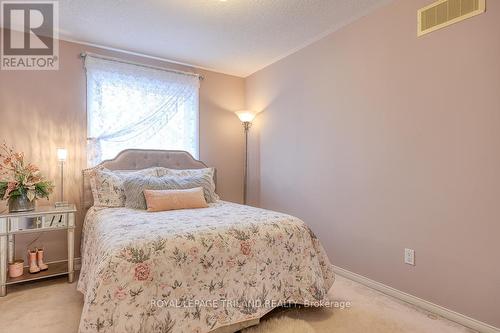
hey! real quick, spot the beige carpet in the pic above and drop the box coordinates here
[0,274,477,333]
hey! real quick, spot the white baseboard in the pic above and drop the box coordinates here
[333,265,500,333]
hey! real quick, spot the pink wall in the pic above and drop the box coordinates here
[246,0,500,327]
[0,36,246,262]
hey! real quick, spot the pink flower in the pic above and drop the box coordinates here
[14,152,23,163]
[189,246,199,258]
[4,181,17,199]
[101,272,113,285]
[240,241,252,256]
[114,287,127,300]
[217,311,228,323]
[134,263,151,281]
[26,163,39,173]
[120,248,133,261]
[226,256,236,268]
[214,239,226,252]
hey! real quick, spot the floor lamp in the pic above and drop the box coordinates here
[235,111,256,205]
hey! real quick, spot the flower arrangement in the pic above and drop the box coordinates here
[0,143,54,209]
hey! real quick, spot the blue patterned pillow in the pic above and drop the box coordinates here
[123,173,219,210]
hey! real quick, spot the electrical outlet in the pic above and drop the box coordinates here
[404,248,415,266]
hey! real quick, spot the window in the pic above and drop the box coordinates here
[84,55,200,166]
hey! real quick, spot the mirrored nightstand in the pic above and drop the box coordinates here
[0,204,76,296]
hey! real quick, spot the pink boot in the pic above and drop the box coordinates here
[28,250,40,274]
[36,248,49,271]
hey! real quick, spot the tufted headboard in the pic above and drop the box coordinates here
[82,149,215,213]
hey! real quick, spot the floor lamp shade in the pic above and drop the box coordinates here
[235,110,256,123]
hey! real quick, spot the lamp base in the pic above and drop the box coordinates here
[55,201,70,208]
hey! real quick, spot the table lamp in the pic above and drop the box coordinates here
[55,148,69,207]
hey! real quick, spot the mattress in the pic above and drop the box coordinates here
[77,201,334,333]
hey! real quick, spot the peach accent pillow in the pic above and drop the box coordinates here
[143,187,208,212]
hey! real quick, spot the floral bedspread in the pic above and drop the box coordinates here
[77,201,334,333]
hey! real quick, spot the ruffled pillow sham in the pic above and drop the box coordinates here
[87,167,160,207]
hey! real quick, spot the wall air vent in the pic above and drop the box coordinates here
[418,0,486,36]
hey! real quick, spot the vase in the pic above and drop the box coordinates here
[8,259,24,278]
[8,194,36,213]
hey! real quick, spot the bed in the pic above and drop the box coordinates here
[77,149,335,333]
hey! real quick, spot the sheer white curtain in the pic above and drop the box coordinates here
[84,55,200,166]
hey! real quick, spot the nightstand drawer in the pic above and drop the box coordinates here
[43,213,68,228]
[8,216,43,231]
[8,213,68,232]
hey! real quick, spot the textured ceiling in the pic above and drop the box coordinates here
[57,0,390,77]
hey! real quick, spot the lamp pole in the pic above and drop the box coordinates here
[243,121,251,205]
[235,110,256,205]
[60,160,64,203]
[56,148,68,207]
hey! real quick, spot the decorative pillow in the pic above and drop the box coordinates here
[156,167,219,200]
[88,167,159,207]
[123,173,219,210]
[144,188,208,212]
[156,167,214,178]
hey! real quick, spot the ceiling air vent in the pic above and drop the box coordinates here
[418,0,486,36]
